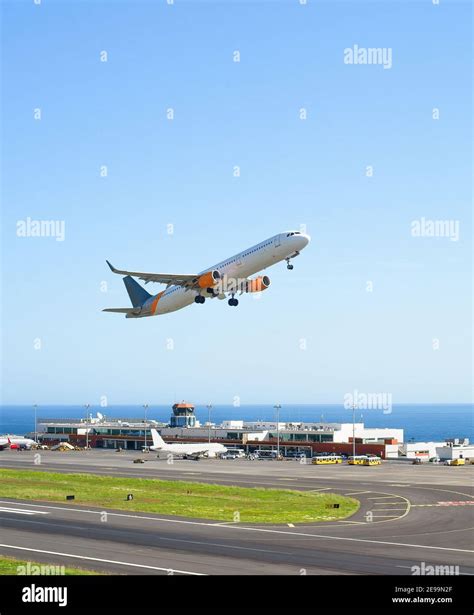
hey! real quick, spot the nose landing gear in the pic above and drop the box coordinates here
[286,258,294,270]
[228,294,239,307]
[194,295,206,304]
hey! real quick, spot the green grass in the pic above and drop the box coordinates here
[0,555,100,575]
[0,469,359,524]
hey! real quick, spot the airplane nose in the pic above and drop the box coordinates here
[300,233,311,247]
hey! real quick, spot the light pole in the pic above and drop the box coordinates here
[274,404,281,458]
[143,404,149,450]
[83,404,90,449]
[352,403,357,458]
[33,404,38,444]
[206,404,212,444]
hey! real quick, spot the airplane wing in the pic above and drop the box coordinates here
[180,449,212,458]
[106,261,200,288]
[192,449,218,457]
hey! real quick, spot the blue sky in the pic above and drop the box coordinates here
[1,0,472,405]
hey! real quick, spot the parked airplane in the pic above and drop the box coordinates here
[0,435,36,450]
[150,429,227,459]
[103,230,310,317]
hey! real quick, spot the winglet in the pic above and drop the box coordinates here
[106,260,117,273]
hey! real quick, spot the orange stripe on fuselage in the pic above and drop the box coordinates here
[150,291,164,315]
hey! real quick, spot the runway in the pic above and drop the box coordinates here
[0,450,473,575]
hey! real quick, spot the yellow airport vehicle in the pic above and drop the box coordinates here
[312,455,343,465]
[363,456,381,466]
[348,455,367,465]
[450,458,465,466]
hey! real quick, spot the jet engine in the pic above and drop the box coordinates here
[246,276,271,293]
[198,270,221,288]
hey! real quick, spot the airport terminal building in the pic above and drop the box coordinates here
[32,403,404,458]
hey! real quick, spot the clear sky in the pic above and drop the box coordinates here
[1,0,472,405]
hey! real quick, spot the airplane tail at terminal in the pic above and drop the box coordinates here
[150,429,165,449]
[123,275,151,308]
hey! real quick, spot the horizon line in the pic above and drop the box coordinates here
[1,402,472,408]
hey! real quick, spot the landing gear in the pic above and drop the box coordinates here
[286,258,294,270]
[194,295,205,304]
[228,295,239,307]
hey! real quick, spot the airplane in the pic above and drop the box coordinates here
[0,435,37,450]
[103,230,310,318]
[149,429,227,459]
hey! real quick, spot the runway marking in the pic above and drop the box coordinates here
[410,503,474,508]
[307,488,331,492]
[438,501,474,507]
[0,544,205,575]
[0,507,49,516]
[3,499,470,554]
[387,526,474,543]
[373,500,405,504]
[344,491,372,496]
[363,492,411,525]
[413,487,474,499]
[368,496,401,500]
[220,526,474,553]
[372,509,407,512]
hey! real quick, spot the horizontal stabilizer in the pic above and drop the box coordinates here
[103,307,140,314]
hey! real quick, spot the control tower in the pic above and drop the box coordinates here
[170,402,196,428]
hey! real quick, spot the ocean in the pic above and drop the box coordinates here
[0,404,472,443]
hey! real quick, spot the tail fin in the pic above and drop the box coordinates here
[123,276,151,308]
[150,429,165,449]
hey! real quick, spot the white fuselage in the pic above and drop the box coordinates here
[151,442,227,457]
[149,231,310,315]
[0,435,36,449]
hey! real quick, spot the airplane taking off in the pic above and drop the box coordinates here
[103,230,310,318]
[149,429,227,459]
